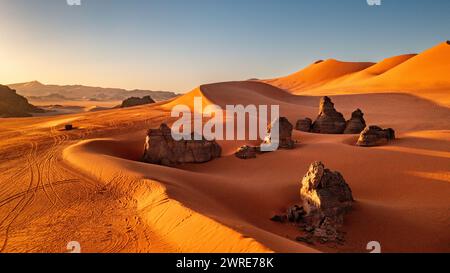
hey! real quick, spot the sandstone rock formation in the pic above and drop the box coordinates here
[356,126,396,147]
[311,96,346,134]
[264,117,295,149]
[300,161,354,226]
[235,145,258,159]
[142,124,221,166]
[120,96,155,108]
[295,118,312,132]
[271,161,354,244]
[344,109,366,134]
[0,85,44,117]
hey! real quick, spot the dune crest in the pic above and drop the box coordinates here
[264,42,450,106]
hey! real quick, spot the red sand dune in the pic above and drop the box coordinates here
[0,43,449,253]
[265,59,375,92]
[264,42,450,106]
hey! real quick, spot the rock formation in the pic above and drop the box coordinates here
[142,124,221,166]
[356,126,395,147]
[344,109,366,134]
[235,145,258,159]
[271,161,354,244]
[0,85,44,117]
[264,117,295,149]
[300,161,354,225]
[311,96,346,134]
[295,118,312,132]
[120,96,155,108]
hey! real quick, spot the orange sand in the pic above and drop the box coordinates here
[0,79,449,253]
[264,42,450,106]
[1,42,449,252]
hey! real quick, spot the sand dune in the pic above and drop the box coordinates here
[265,59,375,92]
[1,78,448,253]
[264,42,450,106]
[1,40,450,253]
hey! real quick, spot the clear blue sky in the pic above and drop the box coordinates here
[1,0,449,92]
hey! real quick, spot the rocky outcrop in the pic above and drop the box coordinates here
[121,96,155,108]
[295,118,312,132]
[300,162,354,224]
[264,117,295,149]
[235,145,259,159]
[311,97,346,134]
[142,124,221,166]
[356,126,395,147]
[344,109,366,134]
[0,85,44,117]
[271,161,354,244]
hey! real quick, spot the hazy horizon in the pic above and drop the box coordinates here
[1,0,449,93]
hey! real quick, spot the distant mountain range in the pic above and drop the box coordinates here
[8,81,179,102]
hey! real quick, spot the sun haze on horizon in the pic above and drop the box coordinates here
[1,0,449,93]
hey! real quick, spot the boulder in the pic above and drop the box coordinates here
[344,109,366,134]
[356,126,395,147]
[311,96,346,134]
[295,118,312,132]
[264,117,295,149]
[121,96,155,108]
[300,161,354,226]
[235,145,258,159]
[142,124,221,166]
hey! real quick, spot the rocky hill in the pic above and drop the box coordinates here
[0,85,44,117]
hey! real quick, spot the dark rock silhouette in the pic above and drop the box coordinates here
[356,126,396,147]
[142,124,221,166]
[0,85,44,117]
[121,96,155,108]
[344,109,366,134]
[311,97,346,134]
[296,118,312,132]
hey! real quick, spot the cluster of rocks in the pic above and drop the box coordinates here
[295,96,396,147]
[235,117,295,159]
[120,96,155,108]
[356,126,395,147]
[295,96,366,135]
[142,124,221,166]
[271,161,354,245]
